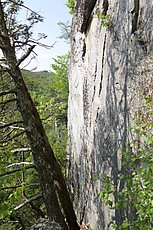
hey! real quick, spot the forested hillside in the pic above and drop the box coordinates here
[23,70,52,96]
[23,68,68,169]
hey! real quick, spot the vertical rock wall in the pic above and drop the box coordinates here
[68,0,153,229]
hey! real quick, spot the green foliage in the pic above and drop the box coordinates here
[50,53,69,101]
[96,12,112,27]
[66,0,75,15]
[24,54,69,171]
[0,54,69,228]
[99,96,153,229]
[45,54,69,170]
[23,70,52,97]
[0,1,70,228]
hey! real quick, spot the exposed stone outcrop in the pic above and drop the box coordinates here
[27,219,92,230]
[68,0,153,229]
[27,219,62,230]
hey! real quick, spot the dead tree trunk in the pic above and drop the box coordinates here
[0,2,79,229]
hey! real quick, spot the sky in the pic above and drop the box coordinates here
[20,0,71,71]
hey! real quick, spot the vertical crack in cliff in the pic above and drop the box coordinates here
[82,39,86,60]
[83,78,89,126]
[99,33,107,96]
[76,0,97,33]
[80,183,91,225]
[131,0,140,34]
[92,62,97,103]
[102,0,109,16]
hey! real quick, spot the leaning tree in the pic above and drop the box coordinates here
[0,1,79,229]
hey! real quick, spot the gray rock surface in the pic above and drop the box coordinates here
[27,219,62,230]
[68,0,153,229]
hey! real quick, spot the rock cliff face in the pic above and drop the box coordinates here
[27,219,62,230]
[68,0,153,229]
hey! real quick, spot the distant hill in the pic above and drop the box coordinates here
[22,70,53,98]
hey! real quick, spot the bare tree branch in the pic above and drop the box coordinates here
[6,162,34,168]
[11,147,31,153]
[16,45,36,67]
[28,39,56,49]
[0,122,24,131]
[0,127,14,139]
[1,0,44,18]
[22,193,46,218]
[0,164,35,177]
[0,130,26,143]
[1,183,40,190]
[14,194,42,211]
[0,88,16,96]
[0,121,23,129]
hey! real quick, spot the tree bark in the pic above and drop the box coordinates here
[0,2,79,229]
